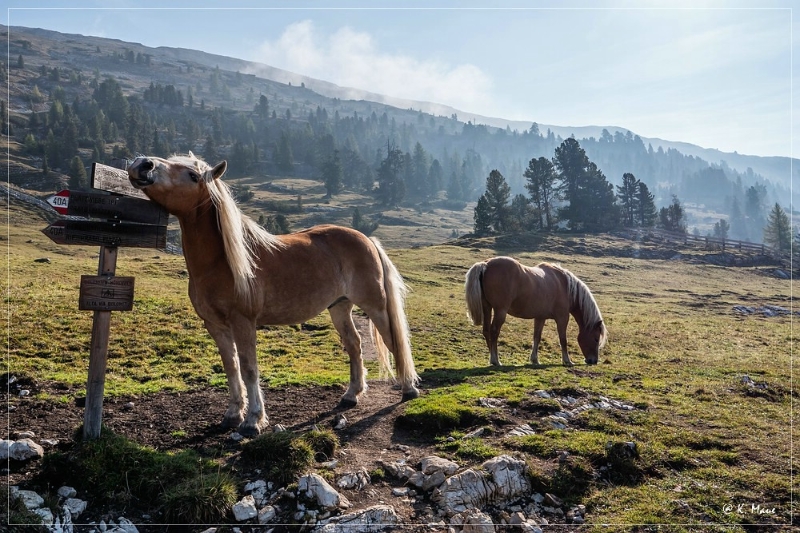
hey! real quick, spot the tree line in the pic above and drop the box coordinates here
[472,138,793,253]
[4,51,793,252]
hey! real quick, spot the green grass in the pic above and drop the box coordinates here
[38,426,236,523]
[6,202,794,529]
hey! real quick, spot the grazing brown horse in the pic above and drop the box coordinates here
[127,153,419,436]
[465,256,607,366]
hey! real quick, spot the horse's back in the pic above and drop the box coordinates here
[482,257,567,319]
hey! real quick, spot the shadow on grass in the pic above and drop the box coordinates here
[418,363,564,390]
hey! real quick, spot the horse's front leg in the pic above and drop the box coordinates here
[556,316,574,367]
[328,301,365,408]
[232,317,268,436]
[530,318,545,365]
[205,321,245,428]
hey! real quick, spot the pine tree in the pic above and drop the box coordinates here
[659,195,688,234]
[484,169,511,232]
[553,138,618,231]
[524,156,558,231]
[68,156,88,189]
[321,149,343,198]
[763,203,792,252]
[473,195,492,235]
[636,181,658,228]
[713,218,730,239]
[376,143,405,206]
[616,173,639,227]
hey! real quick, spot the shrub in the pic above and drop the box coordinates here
[162,471,238,523]
[241,431,314,485]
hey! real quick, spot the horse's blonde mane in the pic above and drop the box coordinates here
[543,262,607,347]
[177,154,284,302]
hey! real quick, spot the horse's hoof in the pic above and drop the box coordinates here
[338,397,358,409]
[221,415,244,429]
[401,388,420,402]
[237,424,261,437]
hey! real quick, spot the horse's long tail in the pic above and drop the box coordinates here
[369,238,420,389]
[465,261,487,326]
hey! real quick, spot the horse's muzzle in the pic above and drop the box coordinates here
[128,158,155,188]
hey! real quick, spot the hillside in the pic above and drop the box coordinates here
[2,23,796,247]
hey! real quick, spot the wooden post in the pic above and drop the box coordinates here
[83,246,118,440]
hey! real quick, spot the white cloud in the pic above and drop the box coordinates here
[255,20,492,110]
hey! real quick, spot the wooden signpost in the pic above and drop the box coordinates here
[42,162,169,440]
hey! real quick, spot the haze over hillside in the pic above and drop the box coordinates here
[9,24,794,190]
[3,24,796,244]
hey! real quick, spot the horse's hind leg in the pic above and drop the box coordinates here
[488,308,506,366]
[328,300,366,408]
[204,321,245,428]
[530,318,545,366]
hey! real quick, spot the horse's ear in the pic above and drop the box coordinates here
[211,161,228,180]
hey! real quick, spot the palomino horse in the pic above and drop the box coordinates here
[127,153,419,436]
[465,256,607,366]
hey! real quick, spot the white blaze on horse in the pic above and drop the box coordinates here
[465,256,607,367]
[127,153,419,436]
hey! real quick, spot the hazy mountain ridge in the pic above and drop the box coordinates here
[8,24,793,190]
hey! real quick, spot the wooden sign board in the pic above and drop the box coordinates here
[91,162,148,200]
[79,275,135,311]
[42,219,167,249]
[47,189,169,226]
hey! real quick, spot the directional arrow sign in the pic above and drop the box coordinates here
[47,190,70,215]
[41,219,167,249]
[46,189,168,226]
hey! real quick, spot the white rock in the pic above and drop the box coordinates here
[233,495,258,521]
[99,520,108,531]
[63,498,87,517]
[534,390,551,398]
[115,517,139,533]
[336,468,371,490]
[463,427,486,439]
[258,505,277,524]
[19,389,30,397]
[0,440,11,460]
[245,479,266,492]
[422,470,446,492]
[34,507,54,525]
[432,456,530,517]
[230,432,244,442]
[9,439,44,461]
[316,504,399,533]
[392,487,409,497]
[506,424,536,437]
[461,509,496,533]
[41,439,59,446]
[15,489,44,509]
[298,473,350,510]
[420,456,459,476]
[333,414,347,430]
[17,431,35,439]
[197,528,216,533]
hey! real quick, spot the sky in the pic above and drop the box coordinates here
[4,1,797,159]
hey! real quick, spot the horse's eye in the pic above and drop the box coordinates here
[188,171,199,183]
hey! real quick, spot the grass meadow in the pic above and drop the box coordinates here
[5,199,795,531]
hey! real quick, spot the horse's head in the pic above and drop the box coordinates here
[127,153,227,216]
[577,319,607,365]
